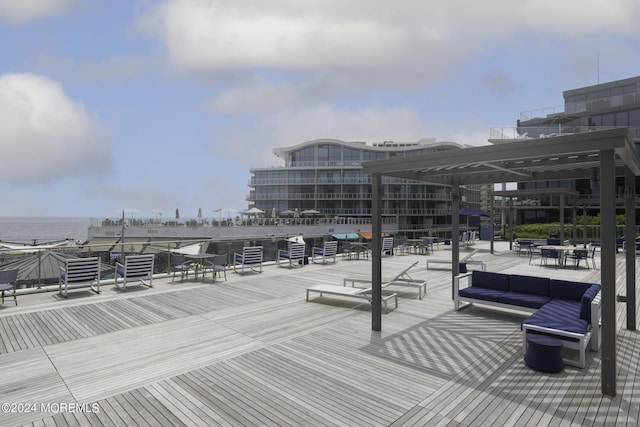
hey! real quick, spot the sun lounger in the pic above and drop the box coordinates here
[342,261,427,299]
[426,249,486,272]
[306,284,397,313]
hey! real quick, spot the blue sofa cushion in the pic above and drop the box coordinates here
[499,292,551,309]
[471,270,509,291]
[580,284,601,321]
[508,274,550,296]
[523,299,588,334]
[459,286,506,303]
[549,279,593,301]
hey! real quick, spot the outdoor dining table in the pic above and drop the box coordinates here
[184,253,218,281]
[350,242,369,259]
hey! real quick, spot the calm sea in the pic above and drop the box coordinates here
[0,217,91,244]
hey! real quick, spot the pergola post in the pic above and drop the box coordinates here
[451,178,460,299]
[371,172,382,332]
[625,167,637,331]
[600,149,616,396]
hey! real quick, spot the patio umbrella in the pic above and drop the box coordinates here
[301,209,320,215]
[280,210,295,216]
[175,208,180,219]
[271,207,277,218]
[245,207,264,215]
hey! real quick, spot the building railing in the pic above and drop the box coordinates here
[489,126,639,141]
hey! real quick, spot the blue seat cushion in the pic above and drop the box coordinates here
[580,284,601,321]
[509,274,550,296]
[117,266,125,277]
[499,292,551,309]
[459,286,506,303]
[549,279,593,301]
[471,270,509,291]
[523,299,588,335]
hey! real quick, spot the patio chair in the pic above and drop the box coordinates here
[565,248,590,269]
[341,240,354,260]
[170,253,196,282]
[115,254,154,291]
[277,242,306,268]
[381,237,394,256]
[539,248,560,268]
[0,269,19,305]
[59,257,101,297]
[311,241,338,264]
[393,236,407,255]
[203,254,228,282]
[419,237,435,254]
[233,246,263,274]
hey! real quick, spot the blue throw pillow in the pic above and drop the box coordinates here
[580,284,601,321]
[550,279,593,301]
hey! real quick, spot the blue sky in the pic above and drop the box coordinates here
[1,0,640,219]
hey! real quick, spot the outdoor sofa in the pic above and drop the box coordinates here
[454,270,601,368]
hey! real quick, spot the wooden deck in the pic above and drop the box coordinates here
[0,241,638,426]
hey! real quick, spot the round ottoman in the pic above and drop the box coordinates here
[524,334,564,373]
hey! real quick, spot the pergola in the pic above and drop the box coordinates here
[362,128,640,397]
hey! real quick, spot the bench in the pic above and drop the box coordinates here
[454,270,601,368]
[306,284,397,313]
[59,257,101,297]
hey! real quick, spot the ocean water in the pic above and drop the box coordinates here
[0,217,91,244]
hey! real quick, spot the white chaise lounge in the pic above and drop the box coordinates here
[342,261,427,299]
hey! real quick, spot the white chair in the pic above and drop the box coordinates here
[311,241,338,264]
[115,254,154,291]
[59,257,101,297]
[381,237,394,256]
[277,243,306,268]
[233,246,263,274]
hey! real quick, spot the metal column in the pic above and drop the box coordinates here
[371,173,382,332]
[600,149,616,396]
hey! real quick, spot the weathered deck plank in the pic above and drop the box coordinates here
[0,243,638,426]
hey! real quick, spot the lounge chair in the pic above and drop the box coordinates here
[0,269,19,305]
[59,257,101,297]
[343,261,427,299]
[426,249,486,272]
[233,246,263,274]
[115,254,154,291]
[277,242,306,268]
[311,241,338,264]
[306,284,398,313]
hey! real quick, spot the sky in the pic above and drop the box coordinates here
[1,0,640,219]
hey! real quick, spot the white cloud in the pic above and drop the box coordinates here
[0,73,111,183]
[0,0,75,24]
[139,0,640,76]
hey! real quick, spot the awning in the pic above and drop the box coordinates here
[332,233,359,240]
[358,232,389,240]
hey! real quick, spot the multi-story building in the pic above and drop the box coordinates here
[248,138,482,236]
[490,75,640,225]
